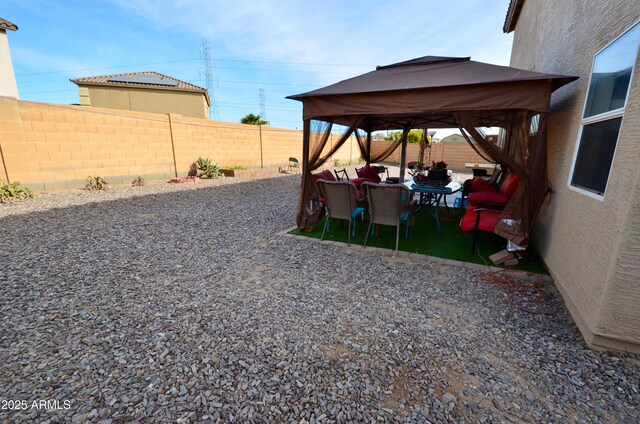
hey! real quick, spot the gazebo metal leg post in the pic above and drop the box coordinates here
[321,217,330,241]
[471,210,482,254]
[363,221,372,247]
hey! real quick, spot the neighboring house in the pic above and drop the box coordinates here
[440,134,466,144]
[440,134,496,144]
[71,71,210,119]
[504,0,640,352]
[0,17,19,99]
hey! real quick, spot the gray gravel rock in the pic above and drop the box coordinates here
[1,172,639,423]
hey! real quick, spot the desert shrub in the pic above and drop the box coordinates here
[132,176,145,187]
[333,158,341,167]
[0,180,34,203]
[195,157,223,179]
[86,176,108,190]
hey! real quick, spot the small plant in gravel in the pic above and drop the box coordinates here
[132,176,145,187]
[0,180,34,203]
[195,157,223,179]
[85,176,108,190]
[169,176,200,184]
[333,158,341,167]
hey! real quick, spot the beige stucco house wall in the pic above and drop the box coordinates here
[505,0,640,352]
[0,18,19,99]
[72,71,209,119]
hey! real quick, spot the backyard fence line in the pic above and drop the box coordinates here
[0,97,488,191]
[0,97,361,191]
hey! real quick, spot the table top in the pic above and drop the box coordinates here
[403,180,462,194]
[465,163,497,169]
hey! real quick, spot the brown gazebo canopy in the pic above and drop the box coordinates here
[287,56,577,247]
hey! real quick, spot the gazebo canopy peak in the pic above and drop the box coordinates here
[287,55,577,126]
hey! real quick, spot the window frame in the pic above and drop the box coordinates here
[567,19,640,201]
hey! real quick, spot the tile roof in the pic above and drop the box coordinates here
[0,17,19,31]
[71,71,207,93]
[503,0,525,33]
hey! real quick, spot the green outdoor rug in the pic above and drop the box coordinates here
[290,207,549,274]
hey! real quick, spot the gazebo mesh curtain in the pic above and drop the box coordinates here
[297,118,359,230]
[354,128,407,165]
[456,111,550,247]
[296,121,408,230]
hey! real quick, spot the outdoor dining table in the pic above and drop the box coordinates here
[465,162,498,178]
[403,180,462,233]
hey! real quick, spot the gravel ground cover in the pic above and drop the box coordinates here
[1,174,638,423]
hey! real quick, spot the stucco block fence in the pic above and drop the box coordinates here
[371,141,488,172]
[1,97,487,191]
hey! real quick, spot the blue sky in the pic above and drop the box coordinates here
[4,0,513,134]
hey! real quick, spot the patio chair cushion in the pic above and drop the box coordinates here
[356,165,382,183]
[470,178,497,193]
[351,177,372,189]
[459,208,502,232]
[312,170,336,183]
[498,173,521,198]
[467,191,510,209]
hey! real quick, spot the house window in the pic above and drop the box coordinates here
[569,21,640,198]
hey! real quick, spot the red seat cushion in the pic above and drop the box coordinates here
[471,178,497,193]
[357,165,382,183]
[499,173,521,198]
[312,169,336,183]
[466,192,510,209]
[460,209,502,232]
[351,177,377,189]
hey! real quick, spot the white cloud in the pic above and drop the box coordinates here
[105,0,513,86]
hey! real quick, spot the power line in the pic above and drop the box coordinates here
[15,57,373,77]
[217,80,317,87]
[16,59,201,76]
[259,88,266,120]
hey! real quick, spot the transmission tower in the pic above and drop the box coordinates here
[259,88,266,122]
[200,39,219,120]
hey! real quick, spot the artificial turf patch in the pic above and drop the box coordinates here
[290,207,549,274]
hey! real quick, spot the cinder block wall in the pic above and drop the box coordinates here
[372,141,488,171]
[0,98,360,191]
[1,97,488,191]
[0,99,177,191]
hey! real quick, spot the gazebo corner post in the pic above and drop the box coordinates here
[398,127,409,183]
[296,118,312,230]
[366,130,372,165]
[301,118,311,176]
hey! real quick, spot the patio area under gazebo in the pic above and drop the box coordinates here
[287,164,548,273]
[287,56,578,265]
